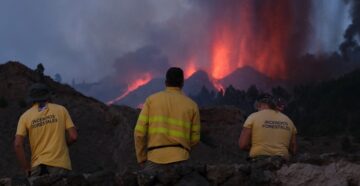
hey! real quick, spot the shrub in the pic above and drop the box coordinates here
[18,99,27,108]
[0,97,8,108]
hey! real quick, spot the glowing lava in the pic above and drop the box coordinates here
[107,73,152,105]
[184,58,197,78]
[212,79,224,92]
[208,0,295,81]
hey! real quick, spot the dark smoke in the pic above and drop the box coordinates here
[75,46,169,102]
[112,46,169,84]
[340,0,360,62]
[74,0,360,104]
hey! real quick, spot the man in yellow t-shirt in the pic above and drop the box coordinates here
[239,94,297,160]
[134,67,201,184]
[14,83,78,177]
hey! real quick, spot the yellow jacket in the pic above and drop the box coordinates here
[134,87,201,164]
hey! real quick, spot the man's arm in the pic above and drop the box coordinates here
[67,127,78,146]
[239,128,252,150]
[190,107,201,147]
[289,134,297,155]
[134,101,149,164]
[14,135,31,175]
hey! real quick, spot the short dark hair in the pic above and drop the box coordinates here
[256,93,276,109]
[165,67,184,87]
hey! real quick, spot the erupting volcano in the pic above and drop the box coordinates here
[205,0,307,80]
[109,0,311,105]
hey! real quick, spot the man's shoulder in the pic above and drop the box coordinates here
[177,94,198,109]
[147,91,166,100]
[248,110,274,120]
[48,103,68,112]
[248,111,262,118]
[277,112,292,121]
[20,106,35,119]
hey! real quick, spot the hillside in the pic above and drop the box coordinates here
[0,61,247,177]
[1,61,360,184]
[0,61,139,176]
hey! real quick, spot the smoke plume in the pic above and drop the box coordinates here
[340,0,360,61]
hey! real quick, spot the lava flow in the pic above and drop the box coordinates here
[107,73,152,105]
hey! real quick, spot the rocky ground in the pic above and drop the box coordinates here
[1,61,360,185]
[1,153,360,186]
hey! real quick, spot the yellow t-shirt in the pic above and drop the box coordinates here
[243,109,297,159]
[16,103,75,170]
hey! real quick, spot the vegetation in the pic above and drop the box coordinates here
[18,99,27,108]
[0,97,8,108]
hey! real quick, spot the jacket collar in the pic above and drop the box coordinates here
[165,87,183,94]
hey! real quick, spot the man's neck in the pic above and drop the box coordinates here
[37,102,48,111]
[258,105,270,111]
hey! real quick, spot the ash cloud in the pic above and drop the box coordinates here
[76,45,170,102]
[0,0,169,82]
[112,46,169,85]
[1,0,358,103]
[340,0,360,62]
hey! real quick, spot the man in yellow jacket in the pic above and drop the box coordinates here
[134,67,201,178]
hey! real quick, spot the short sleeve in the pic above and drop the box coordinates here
[243,114,255,129]
[63,107,75,129]
[16,115,28,136]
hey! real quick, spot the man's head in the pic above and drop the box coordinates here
[165,67,184,88]
[254,93,276,110]
[27,83,51,103]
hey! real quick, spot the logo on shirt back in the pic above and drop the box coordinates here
[31,114,58,128]
[262,120,290,131]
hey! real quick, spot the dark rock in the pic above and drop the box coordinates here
[250,156,285,171]
[206,164,234,185]
[192,164,206,176]
[222,171,249,186]
[347,153,360,163]
[0,178,11,186]
[156,167,181,185]
[31,175,64,186]
[235,164,251,174]
[52,174,88,186]
[85,170,115,186]
[174,172,209,186]
[136,173,155,186]
[250,169,273,185]
[115,170,138,186]
[174,164,193,177]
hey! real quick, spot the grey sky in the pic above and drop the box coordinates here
[0,0,351,83]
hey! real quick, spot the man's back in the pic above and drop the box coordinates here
[16,103,74,170]
[243,109,296,159]
[146,88,198,124]
[134,87,200,164]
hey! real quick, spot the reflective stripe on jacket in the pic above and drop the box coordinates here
[134,87,201,163]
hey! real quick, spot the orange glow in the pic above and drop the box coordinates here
[208,0,292,80]
[211,35,232,79]
[185,58,197,78]
[107,73,152,105]
[212,79,224,92]
[108,0,300,103]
